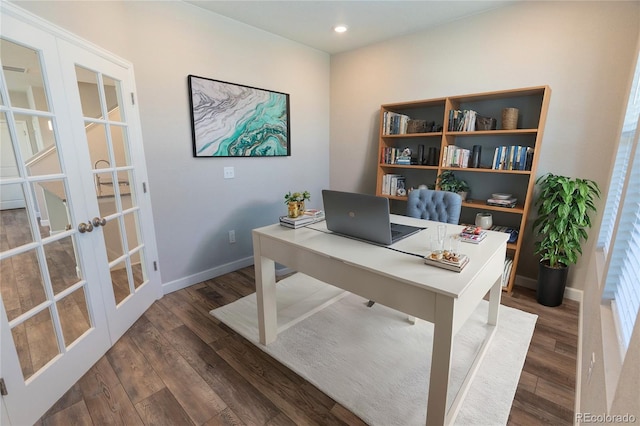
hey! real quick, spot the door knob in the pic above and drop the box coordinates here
[78,222,94,233]
[92,217,107,227]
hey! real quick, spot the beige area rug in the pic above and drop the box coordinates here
[211,273,537,426]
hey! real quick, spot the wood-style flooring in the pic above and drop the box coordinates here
[34,267,579,426]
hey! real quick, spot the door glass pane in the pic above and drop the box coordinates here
[102,218,123,262]
[75,66,101,118]
[123,211,141,250]
[86,122,110,170]
[119,170,134,209]
[110,261,130,305]
[12,307,59,380]
[131,249,146,290]
[57,287,91,347]
[1,38,51,111]
[0,112,20,176]
[44,235,82,295]
[111,124,130,166]
[103,75,122,122]
[33,179,71,234]
[0,248,46,322]
[0,190,35,250]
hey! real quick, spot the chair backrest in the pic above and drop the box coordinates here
[406,189,462,224]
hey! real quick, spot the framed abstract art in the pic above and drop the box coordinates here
[188,75,291,157]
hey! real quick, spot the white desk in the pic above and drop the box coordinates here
[252,215,508,425]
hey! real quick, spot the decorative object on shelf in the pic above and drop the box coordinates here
[475,212,493,229]
[532,173,600,306]
[188,75,290,157]
[471,145,482,168]
[475,115,497,130]
[407,119,429,134]
[284,191,311,218]
[436,171,470,201]
[502,107,519,130]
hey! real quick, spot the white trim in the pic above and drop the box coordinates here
[514,274,583,302]
[162,256,254,294]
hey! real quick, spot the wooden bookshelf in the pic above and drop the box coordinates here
[377,86,551,292]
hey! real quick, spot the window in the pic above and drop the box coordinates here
[599,51,640,354]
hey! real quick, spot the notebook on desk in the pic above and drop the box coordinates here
[321,190,425,246]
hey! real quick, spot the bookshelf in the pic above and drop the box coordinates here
[376,86,551,292]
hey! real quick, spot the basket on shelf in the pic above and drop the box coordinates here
[407,119,432,133]
[502,108,519,130]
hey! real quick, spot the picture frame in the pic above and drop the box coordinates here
[188,75,291,157]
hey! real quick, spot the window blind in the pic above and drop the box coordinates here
[600,52,640,352]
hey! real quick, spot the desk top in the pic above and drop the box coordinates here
[253,214,508,298]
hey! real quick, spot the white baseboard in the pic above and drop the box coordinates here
[514,274,582,303]
[162,256,254,294]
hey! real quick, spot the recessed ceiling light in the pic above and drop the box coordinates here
[333,25,348,33]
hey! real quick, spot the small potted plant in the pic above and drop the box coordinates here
[284,191,311,218]
[532,173,600,306]
[436,171,470,200]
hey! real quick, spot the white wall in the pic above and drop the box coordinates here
[14,0,331,290]
[330,1,640,289]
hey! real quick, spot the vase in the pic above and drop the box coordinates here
[475,212,493,229]
[288,201,301,218]
[298,201,305,214]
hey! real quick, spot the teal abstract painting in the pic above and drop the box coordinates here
[188,75,290,157]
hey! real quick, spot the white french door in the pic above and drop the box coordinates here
[0,5,160,425]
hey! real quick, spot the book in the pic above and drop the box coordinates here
[424,252,469,272]
[279,211,325,228]
[460,230,487,244]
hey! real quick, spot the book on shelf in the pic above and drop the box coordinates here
[424,252,469,272]
[491,145,533,171]
[442,145,471,168]
[279,211,326,228]
[502,257,514,288]
[383,111,411,135]
[459,226,487,244]
[448,109,477,132]
[381,173,405,196]
[489,225,519,244]
[486,197,517,208]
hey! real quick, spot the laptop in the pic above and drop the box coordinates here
[321,190,425,246]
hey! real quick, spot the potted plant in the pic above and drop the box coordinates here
[532,173,600,306]
[284,191,311,218]
[436,171,470,200]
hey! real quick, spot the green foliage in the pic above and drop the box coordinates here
[284,191,311,204]
[436,171,470,193]
[532,173,600,269]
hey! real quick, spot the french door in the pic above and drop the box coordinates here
[0,5,160,425]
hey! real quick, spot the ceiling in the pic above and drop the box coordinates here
[185,1,517,55]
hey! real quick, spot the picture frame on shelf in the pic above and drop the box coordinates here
[188,75,290,157]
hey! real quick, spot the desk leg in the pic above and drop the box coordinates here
[487,277,502,326]
[426,294,455,426]
[253,237,277,344]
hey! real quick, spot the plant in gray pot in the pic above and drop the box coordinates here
[532,173,600,306]
[437,171,470,201]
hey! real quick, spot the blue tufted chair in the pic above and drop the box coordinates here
[406,189,462,224]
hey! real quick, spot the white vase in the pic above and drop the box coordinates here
[475,212,493,229]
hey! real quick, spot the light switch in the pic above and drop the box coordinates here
[223,167,235,179]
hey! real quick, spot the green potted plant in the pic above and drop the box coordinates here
[284,191,311,218]
[532,173,600,306]
[436,171,470,200]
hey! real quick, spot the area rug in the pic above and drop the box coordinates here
[211,273,537,426]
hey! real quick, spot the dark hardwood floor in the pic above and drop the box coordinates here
[33,266,579,426]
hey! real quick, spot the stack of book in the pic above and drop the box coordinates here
[279,210,325,229]
[459,226,487,244]
[424,252,469,272]
[486,197,517,208]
